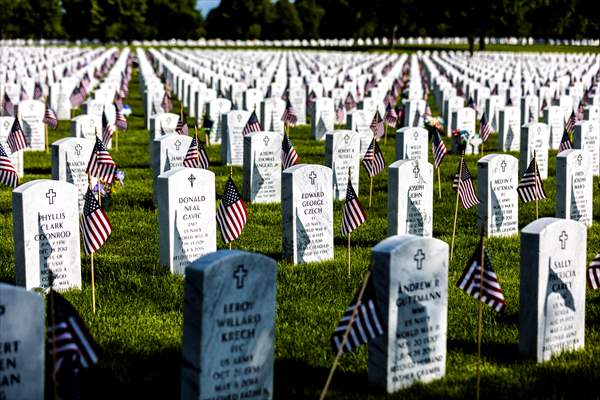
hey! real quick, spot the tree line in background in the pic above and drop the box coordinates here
[0,0,597,42]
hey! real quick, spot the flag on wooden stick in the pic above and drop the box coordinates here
[216,176,248,244]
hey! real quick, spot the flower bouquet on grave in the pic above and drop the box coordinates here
[424,115,445,139]
[92,170,125,210]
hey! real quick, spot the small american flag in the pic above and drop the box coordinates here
[479,112,493,142]
[431,128,447,169]
[161,91,173,113]
[335,101,345,124]
[86,138,117,184]
[216,177,248,244]
[587,252,600,290]
[344,93,356,111]
[517,156,546,203]
[341,177,367,236]
[69,85,85,108]
[8,118,27,152]
[456,239,506,312]
[467,97,477,111]
[19,85,29,101]
[46,289,100,398]
[384,103,397,127]
[183,137,209,169]
[33,82,44,100]
[115,104,128,130]
[101,111,115,148]
[282,132,299,170]
[362,139,385,178]
[281,99,298,126]
[558,129,573,152]
[43,107,59,129]
[565,111,576,133]
[331,274,383,353]
[3,93,14,116]
[0,144,18,188]
[452,159,480,209]
[80,188,112,255]
[242,110,262,136]
[176,112,189,135]
[370,110,384,139]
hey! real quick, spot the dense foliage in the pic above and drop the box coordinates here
[0,0,597,41]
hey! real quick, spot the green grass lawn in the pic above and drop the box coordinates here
[1,67,600,399]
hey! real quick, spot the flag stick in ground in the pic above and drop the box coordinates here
[450,153,464,261]
[115,130,119,152]
[319,270,372,400]
[437,166,442,199]
[533,150,540,219]
[86,175,97,314]
[384,124,388,145]
[476,229,485,400]
[347,167,352,277]
[48,274,59,400]
[45,124,49,153]
[228,166,233,250]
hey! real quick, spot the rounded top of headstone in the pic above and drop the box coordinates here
[389,158,433,170]
[396,126,428,134]
[478,153,518,164]
[283,163,332,176]
[12,178,76,195]
[326,129,355,137]
[521,217,586,236]
[0,282,44,304]
[186,249,276,276]
[556,148,586,160]
[245,131,282,139]
[372,234,448,256]
[158,166,215,180]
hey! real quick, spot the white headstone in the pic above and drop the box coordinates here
[325,130,361,201]
[158,168,217,274]
[17,100,46,151]
[556,150,593,226]
[282,164,334,264]
[12,180,82,291]
[573,121,600,176]
[311,97,334,141]
[519,218,586,362]
[388,159,433,237]
[498,106,521,151]
[519,123,550,179]
[221,110,250,166]
[395,127,428,162]
[243,131,283,203]
[51,137,95,212]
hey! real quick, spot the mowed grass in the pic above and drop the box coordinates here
[1,68,600,399]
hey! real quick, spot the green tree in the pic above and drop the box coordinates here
[271,0,303,39]
[295,0,324,39]
[206,0,275,39]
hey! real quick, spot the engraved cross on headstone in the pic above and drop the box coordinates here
[188,174,196,187]
[414,249,425,270]
[412,164,420,179]
[309,171,317,185]
[75,144,82,156]
[500,159,507,172]
[577,154,583,166]
[343,133,350,144]
[46,189,56,205]
[559,231,568,250]
[263,135,270,147]
[233,265,248,289]
[175,139,182,151]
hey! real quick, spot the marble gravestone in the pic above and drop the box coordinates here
[347,109,375,156]
[556,150,593,226]
[260,98,285,134]
[152,135,194,180]
[243,131,283,203]
[181,250,276,400]
[0,283,45,400]
[396,127,428,162]
[0,116,24,177]
[288,86,306,125]
[519,123,549,180]
[221,110,251,167]
[282,164,334,264]
[71,114,101,142]
[369,235,448,392]
[498,106,521,151]
[573,121,600,176]
[325,130,361,201]
[311,97,334,141]
[519,218,586,363]
[207,98,233,145]
[485,95,503,131]
[51,137,95,212]
[158,168,217,275]
[12,180,82,291]
[477,154,519,237]
[149,112,179,140]
[17,100,46,151]
[443,96,464,137]
[388,159,433,237]
[452,107,476,135]
[543,106,565,150]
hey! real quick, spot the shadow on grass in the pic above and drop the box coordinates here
[25,166,52,175]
